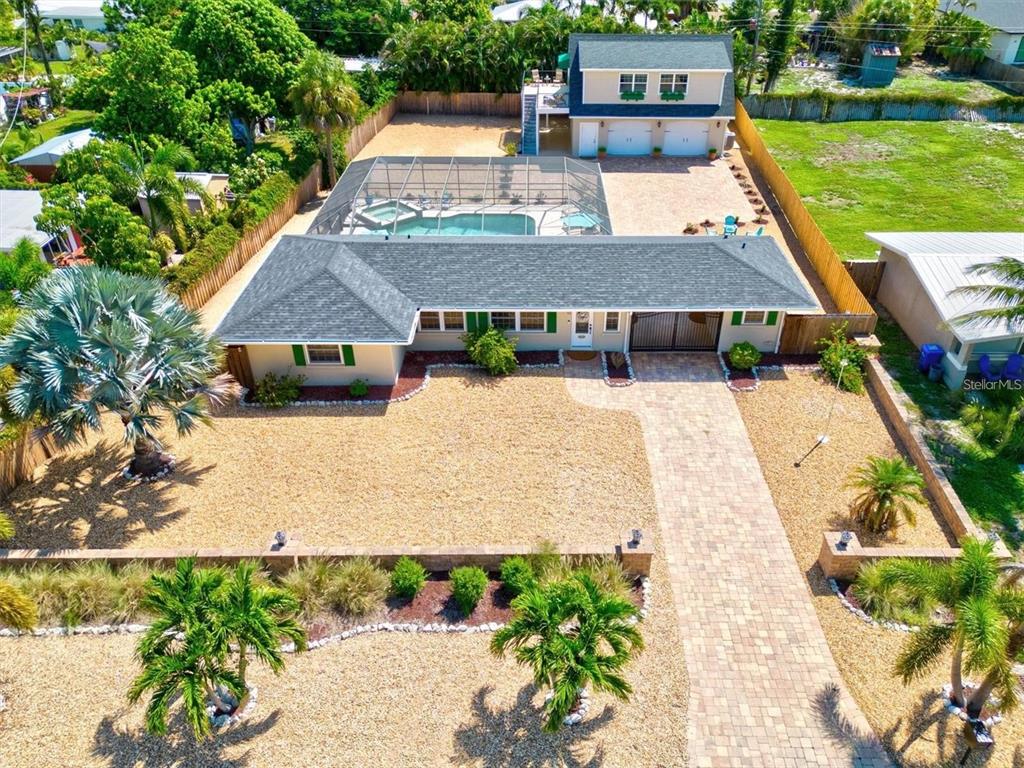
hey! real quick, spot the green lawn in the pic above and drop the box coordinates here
[32,109,97,142]
[773,63,1009,103]
[875,318,1023,551]
[754,119,1024,261]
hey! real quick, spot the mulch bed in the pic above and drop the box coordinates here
[387,576,513,626]
[606,363,632,381]
[294,349,562,404]
[721,351,819,389]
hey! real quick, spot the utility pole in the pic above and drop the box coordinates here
[745,0,764,96]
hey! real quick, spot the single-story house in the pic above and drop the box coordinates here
[8,127,96,182]
[942,0,1024,66]
[138,172,230,220]
[868,231,1024,388]
[0,189,77,261]
[23,0,106,31]
[214,235,819,387]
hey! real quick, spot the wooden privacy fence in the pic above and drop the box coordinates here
[845,260,885,300]
[396,91,521,117]
[344,99,398,160]
[743,93,1024,122]
[778,313,876,354]
[979,58,1024,96]
[177,164,321,310]
[0,429,58,499]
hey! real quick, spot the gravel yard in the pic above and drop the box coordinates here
[0,539,688,768]
[735,370,1024,766]
[5,369,656,550]
[353,114,519,159]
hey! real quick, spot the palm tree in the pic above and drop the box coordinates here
[210,562,307,701]
[0,267,240,479]
[136,558,227,661]
[873,538,1018,714]
[289,50,362,188]
[846,456,926,533]
[952,257,1024,332]
[491,572,644,731]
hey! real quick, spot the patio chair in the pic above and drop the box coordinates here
[531,69,541,83]
[746,225,765,236]
[553,69,563,84]
[1002,353,1024,382]
[978,354,1001,383]
[440,191,453,210]
[723,215,738,236]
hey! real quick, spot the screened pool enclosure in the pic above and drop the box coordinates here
[307,156,613,237]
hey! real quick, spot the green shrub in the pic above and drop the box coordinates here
[349,378,369,398]
[113,561,160,623]
[526,540,564,584]
[327,557,389,617]
[231,172,297,230]
[164,223,241,295]
[390,556,427,600]
[280,558,335,619]
[728,341,762,370]
[961,396,1024,461]
[462,326,518,376]
[255,371,305,407]
[499,556,537,597]
[818,322,867,394]
[851,562,933,626]
[575,558,631,599]
[450,566,488,616]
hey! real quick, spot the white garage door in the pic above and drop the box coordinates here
[606,121,653,156]
[662,121,709,156]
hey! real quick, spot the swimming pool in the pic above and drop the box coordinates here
[389,213,537,236]
[359,201,418,225]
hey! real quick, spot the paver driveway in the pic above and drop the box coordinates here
[565,354,890,768]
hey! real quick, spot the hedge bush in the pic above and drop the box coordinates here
[728,341,762,370]
[450,566,488,616]
[255,371,304,407]
[499,556,537,597]
[818,323,867,394]
[165,223,240,295]
[462,326,518,376]
[390,556,427,600]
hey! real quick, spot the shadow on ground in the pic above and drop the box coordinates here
[451,685,613,768]
[92,707,280,768]
[4,440,211,550]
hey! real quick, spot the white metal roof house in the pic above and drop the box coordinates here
[214,234,818,388]
[9,128,96,182]
[26,0,106,30]
[0,189,76,261]
[137,172,230,220]
[521,34,735,158]
[867,231,1024,388]
[941,0,1024,66]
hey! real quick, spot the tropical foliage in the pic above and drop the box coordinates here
[462,326,518,376]
[953,257,1024,333]
[846,455,926,533]
[0,267,240,479]
[0,580,38,632]
[0,238,51,299]
[491,572,644,731]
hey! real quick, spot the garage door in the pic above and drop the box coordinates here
[606,121,653,155]
[662,121,709,156]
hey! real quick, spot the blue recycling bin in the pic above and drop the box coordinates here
[918,344,944,373]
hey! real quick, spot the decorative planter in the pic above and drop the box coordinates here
[941,682,1003,730]
[707,149,718,161]
[545,687,591,726]
[207,684,258,730]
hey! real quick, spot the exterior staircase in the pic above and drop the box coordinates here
[521,93,539,156]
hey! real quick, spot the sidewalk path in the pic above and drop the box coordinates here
[565,353,890,768]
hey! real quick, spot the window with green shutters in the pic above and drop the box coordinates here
[292,345,306,366]
[731,311,744,326]
[546,311,557,333]
[342,344,355,366]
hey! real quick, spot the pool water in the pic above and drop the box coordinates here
[362,201,417,224]
[391,213,536,236]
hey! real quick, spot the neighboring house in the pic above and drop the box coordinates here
[522,34,735,157]
[8,127,96,182]
[214,235,818,387]
[492,0,656,29]
[84,40,110,56]
[868,231,1024,388]
[942,0,1024,66]
[0,189,77,262]
[0,86,51,124]
[28,0,106,31]
[137,172,230,220]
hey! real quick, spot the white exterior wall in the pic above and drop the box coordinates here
[876,247,957,352]
[571,118,727,156]
[246,344,403,386]
[989,31,1024,65]
[717,314,783,353]
[581,70,726,105]
[411,310,628,352]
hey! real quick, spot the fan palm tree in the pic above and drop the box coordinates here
[0,267,240,479]
[491,572,644,732]
[846,456,926,533]
[210,562,307,702]
[288,50,362,188]
[952,257,1024,332]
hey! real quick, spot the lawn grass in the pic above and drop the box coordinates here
[773,63,1009,102]
[754,119,1024,261]
[874,317,1023,549]
[32,109,97,142]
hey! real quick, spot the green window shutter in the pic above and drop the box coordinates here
[342,344,355,366]
[546,311,557,333]
[731,311,744,326]
[766,311,778,326]
[466,312,477,332]
[291,345,306,366]
[477,311,489,329]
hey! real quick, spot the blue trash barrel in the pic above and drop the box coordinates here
[919,344,944,373]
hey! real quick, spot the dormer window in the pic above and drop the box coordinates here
[660,74,688,100]
[618,73,647,98]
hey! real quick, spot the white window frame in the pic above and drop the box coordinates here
[659,73,688,95]
[419,310,466,332]
[305,343,343,365]
[442,311,465,331]
[741,311,768,326]
[604,311,621,333]
[518,311,546,332]
[618,73,648,94]
[489,311,517,331]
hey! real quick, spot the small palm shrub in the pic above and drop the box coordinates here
[255,371,305,407]
[851,562,934,626]
[728,341,762,370]
[847,456,926,533]
[279,559,335,619]
[462,327,518,376]
[348,378,369,398]
[500,556,537,597]
[818,323,867,394]
[390,556,427,600]
[450,566,488,616]
[327,558,389,617]
[961,396,1024,461]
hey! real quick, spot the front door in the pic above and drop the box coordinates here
[571,311,593,348]
[578,121,599,157]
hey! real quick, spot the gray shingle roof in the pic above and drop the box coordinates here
[216,236,818,344]
[950,0,1024,33]
[572,33,734,71]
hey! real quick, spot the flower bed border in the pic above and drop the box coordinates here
[826,577,919,634]
[718,353,820,392]
[600,351,635,387]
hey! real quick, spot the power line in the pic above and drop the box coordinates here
[0,2,31,149]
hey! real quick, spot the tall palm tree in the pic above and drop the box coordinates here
[952,257,1024,332]
[846,456,926,533]
[0,267,240,479]
[210,562,306,700]
[288,50,362,188]
[491,572,644,731]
